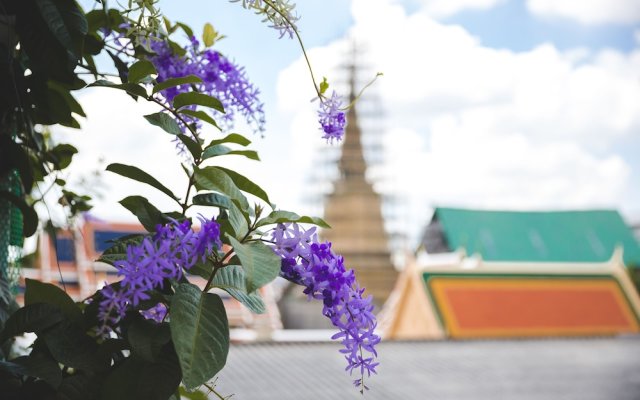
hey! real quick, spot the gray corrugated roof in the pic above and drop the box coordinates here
[214,337,640,400]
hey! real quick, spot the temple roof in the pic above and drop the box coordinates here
[424,208,640,266]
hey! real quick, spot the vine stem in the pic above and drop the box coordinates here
[344,303,368,395]
[342,72,384,110]
[180,169,196,215]
[147,96,201,142]
[260,0,382,112]
[202,382,232,400]
[260,0,323,100]
[203,208,261,292]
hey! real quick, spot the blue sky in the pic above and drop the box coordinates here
[66,0,640,252]
[444,2,638,51]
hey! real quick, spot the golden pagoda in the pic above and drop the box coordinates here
[321,66,397,307]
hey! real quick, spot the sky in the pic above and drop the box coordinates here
[56,0,640,252]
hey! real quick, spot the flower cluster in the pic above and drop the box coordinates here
[148,36,265,136]
[318,91,347,143]
[97,217,221,335]
[234,0,299,39]
[270,223,379,390]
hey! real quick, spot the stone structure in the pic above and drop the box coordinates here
[321,69,397,307]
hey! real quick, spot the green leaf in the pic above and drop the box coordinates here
[41,320,103,371]
[0,191,38,237]
[193,167,249,212]
[215,167,271,206]
[96,338,129,364]
[228,201,249,238]
[47,80,85,124]
[0,303,64,344]
[202,144,228,156]
[100,358,145,400]
[178,109,220,130]
[57,374,95,400]
[49,143,78,170]
[101,344,181,400]
[13,352,62,388]
[170,283,229,389]
[107,163,178,201]
[152,75,202,94]
[173,92,224,113]
[193,193,247,237]
[212,266,266,314]
[177,134,202,160]
[106,51,129,83]
[128,60,156,83]
[167,39,187,57]
[144,112,182,135]
[84,32,104,55]
[0,136,34,192]
[192,193,232,210]
[179,387,210,400]
[57,0,87,36]
[227,237,281,293]
[25,279,82,324]
[176,22,194,38]
[128,318,171,362]
[89,80,148,99]
[256,210,331,229]
[202,23,216,47]
[0,359,28,376]
[119,196,163,232]
[206,133,251,148]
[97,234,145,265]
[36,0,74,55]
[202,145,259,161]
[319,76,329,95]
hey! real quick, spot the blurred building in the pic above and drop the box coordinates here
[17,217,282,335]
[380,207,640,339]
[633,222,640,244]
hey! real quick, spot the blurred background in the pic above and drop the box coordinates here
[11,0,640,398]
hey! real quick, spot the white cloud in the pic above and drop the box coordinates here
[52,87,271,223]
[276,0,640,243]
[51,89,186,223]
[415,0,505,18]
[527,0,640,25]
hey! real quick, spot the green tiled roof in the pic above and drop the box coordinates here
[434,208,640,266]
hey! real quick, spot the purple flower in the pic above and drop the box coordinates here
[96,284,128,337]
[147,38,265,138]
[318,91,346,143]
[270,223,379,390]
[237,0,299,39]
[97,218,221,335]
[140,303,168,323]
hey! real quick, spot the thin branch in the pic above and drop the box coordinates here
[261,0,323,100]
[343,72,383,110]
[202,382,232,400]
[147,96,201,142]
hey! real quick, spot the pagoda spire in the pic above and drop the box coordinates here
[338,63,367,182]
[321,57,397,307]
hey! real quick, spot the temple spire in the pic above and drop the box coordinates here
[338,62,367,182]
[321,54,397,307]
